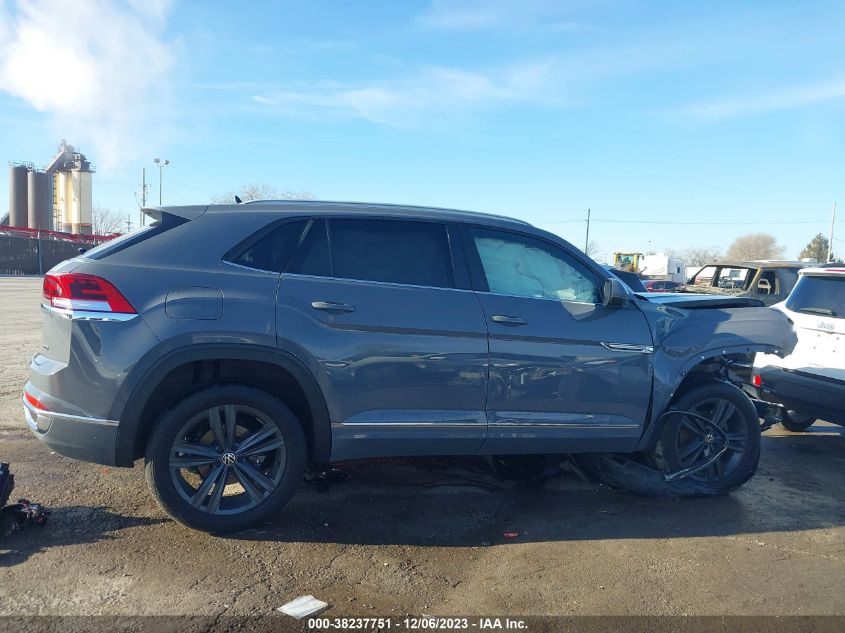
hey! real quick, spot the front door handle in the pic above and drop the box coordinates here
[311,301,356,313]
[490,314,527,326]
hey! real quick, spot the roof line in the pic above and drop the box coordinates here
[237,199,532,226]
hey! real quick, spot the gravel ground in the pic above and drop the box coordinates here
[1,277,844,617]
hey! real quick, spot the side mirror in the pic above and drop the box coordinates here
[603,277,629,307]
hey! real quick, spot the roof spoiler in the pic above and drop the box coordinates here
[142,205,208,223]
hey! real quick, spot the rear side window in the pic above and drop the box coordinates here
[330,219,453,288]
[226,219,307,272]
[82,213,187,260]
[287,218,455,289]
[786,275,845,318]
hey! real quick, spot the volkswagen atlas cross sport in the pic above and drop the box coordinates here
[24,201,797,532]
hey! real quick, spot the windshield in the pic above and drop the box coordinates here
[689,265,755,290]
[786,275,845,318]
[715,267,754,290]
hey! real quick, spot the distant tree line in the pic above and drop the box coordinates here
[666,232,839,267]
[210,183,314,204]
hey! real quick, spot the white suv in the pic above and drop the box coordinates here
[753,265,845,431]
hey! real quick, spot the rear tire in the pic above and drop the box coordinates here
[780,410,816,432]
[144,385,306,533]
[653,381,761,494]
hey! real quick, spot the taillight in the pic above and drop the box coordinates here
[752,374,762,388]
[24,391,46,410]
[42,273,136,314]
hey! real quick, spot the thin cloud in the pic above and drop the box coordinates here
[251,62,558,127]
[0,0,176,166]
[417,0,594,32]
[676,77,845,120]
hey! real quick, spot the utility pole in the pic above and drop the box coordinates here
[140,167,147,228]
[828,202,837,263]
[584,208,591,254]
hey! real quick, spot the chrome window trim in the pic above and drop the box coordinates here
[220,260,279,275]
[280,272,476,294]
[472,289,602,306]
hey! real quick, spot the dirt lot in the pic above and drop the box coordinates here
[1,276,844,617]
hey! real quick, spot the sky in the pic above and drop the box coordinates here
[1,0,843,263]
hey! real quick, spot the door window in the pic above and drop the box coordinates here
[470,228,600,303]
[329,219,454,288]
[287,219,331,276]
[757,270,777,295]
[286,218,455,289]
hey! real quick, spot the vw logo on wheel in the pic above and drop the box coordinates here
[221,452,237,466]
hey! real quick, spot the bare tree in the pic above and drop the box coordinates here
[211,183,315,204]
[583,240,601,260]
[92,205,125,235]
[680,246,723,267]
[725,233,785,261]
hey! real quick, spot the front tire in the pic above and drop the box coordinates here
[144,385,306,533]
[653,382,761,493]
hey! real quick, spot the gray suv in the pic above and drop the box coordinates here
[24,201,796,532]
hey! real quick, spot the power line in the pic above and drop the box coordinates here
[542,217,830,226]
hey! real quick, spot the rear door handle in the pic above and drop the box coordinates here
[311,301,356,313]
[490,314,527,326]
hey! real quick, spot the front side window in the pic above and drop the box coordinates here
[471,228,600,303]
[286,218,455,289]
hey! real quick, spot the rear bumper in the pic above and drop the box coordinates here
[755,366,845,426]
[23,395,119,466]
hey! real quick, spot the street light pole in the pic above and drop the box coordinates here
[153,158,170,205]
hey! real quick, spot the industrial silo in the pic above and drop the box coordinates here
[9,164,28,228]
[47,141,94,234]
[27,169,53,230]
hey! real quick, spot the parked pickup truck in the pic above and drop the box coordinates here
[681,261,809,306]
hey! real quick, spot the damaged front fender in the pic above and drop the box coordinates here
[636,301,797,449]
